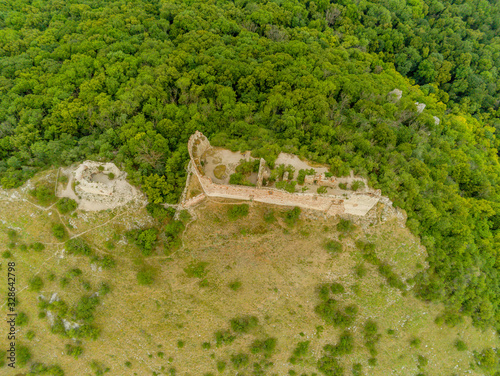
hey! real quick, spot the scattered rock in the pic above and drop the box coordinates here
[388,89,403,102]
[415,102,426,113]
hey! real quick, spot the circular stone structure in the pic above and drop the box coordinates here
[59,161,141,211]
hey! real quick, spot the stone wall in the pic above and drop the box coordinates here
[187,132,380,216]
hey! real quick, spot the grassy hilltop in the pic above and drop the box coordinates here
[0,171,498,375]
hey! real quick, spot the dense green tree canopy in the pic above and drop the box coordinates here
[1,0,500,331]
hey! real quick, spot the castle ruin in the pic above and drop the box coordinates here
[185,132,381,217]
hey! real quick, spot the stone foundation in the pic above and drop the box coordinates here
[187,131,381,216]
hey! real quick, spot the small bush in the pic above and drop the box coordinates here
[354,263,367,278]
[65,343,83,359]
[352,363,363,376]
[230,353,249,369]
[177,340,184,348]
[284,207,301,227]
[229,280,242,291]
[368,357,377,366]
[17,312,29,326]
[29,276,44,292]
[66,238,92,256]
[324,240,342,255]
[317,186,327,194]
[2,251,12,258]
[30,242,45,252]
[56,198,78,214]
[250,337,277,356]
[29,185,55,205]
[330,282,345,294]
[17,344,32,367]
[410,337,421,348]
[202,342,211,350]
[318,284,330,301]
[336,218,355,233]
[7,229,17,240]
[264,209,276,223]
[108,172,115,179]
[137,268,155,285]
[351,181,365,191]
[184,262,208,278]
[417,355,428,367]
[230,315,258,333]
[338,182,347,190]
[146,203,174,222]
[227,204,249,220]
[52,224,67,240]
[26,330,35,340]
[216,360,226,372]
[215,330,236,346]
[454,339,467,351]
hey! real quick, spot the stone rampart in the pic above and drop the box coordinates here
[187,132,380,216]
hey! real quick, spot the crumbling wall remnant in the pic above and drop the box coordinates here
[187,132,382,216]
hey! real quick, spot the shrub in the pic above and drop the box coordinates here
[289,340,310,364]
[229,280,242,291]
[352,363,363,376]
[202,342,211,349]
[184,262,208,278]
[330,282,345,294]
[30,242,45,252]
[29,276,44,292]
[324,240,342,255]
[27,363,65,375]
[410,337,421,348]
[7,229,17,240]
[17,344,32,367]
[65,344,83,359]
[56,198,77,214]
[65,238,92,256]
[73,295,99,323]
[230,353,249,369]
[136,228,158,256]
[323,331,354,356]
[417,355,428,367]
[368,357,377,366]
[338,182,347,190]
[284,207,301,226]
[108,172,115,179]
[317,186,327,194]
[26,330,35,340]
[229,172,253,186]
[276,180,297,193]
[52,224,67,240]
[2,251,12,258]
[318,284,330,301]
[137,268,155,285]
[354,263,367,278]
[230,315,258,333]
[263,209,276,223]
[227,204,249,220]
[317,353,343,376]
[351,181,365,191]
[146,203,174,222]
[250,337,277,356]
[297,169,315,184]
[336,219,355,233]
[17,312,29,326]
[216,360,226,372]
[177,340,184,348]
[454,339,467,351]
[215,330,236,346]
[29,185,55,206]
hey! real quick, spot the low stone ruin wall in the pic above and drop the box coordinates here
[187,131,380,216]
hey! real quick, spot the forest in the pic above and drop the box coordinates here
[1,0,500,334]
